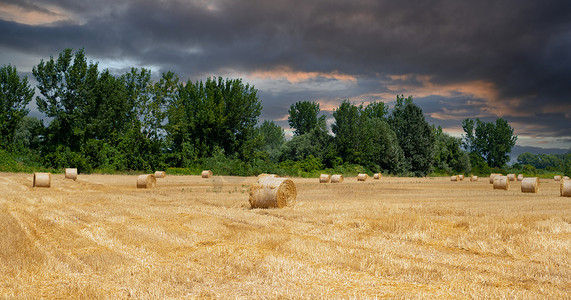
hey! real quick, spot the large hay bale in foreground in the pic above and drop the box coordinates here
[561,179,571,197]
[507,174,516,181]
[249,177,297,208]
[65,168,77,180]
[521,177,539,193]
[319,174,331,183]
[201,170,213,178]
[450,175,459,181]
[493,176,509,190]
[137,174,156,189]
[33,173,51,188]
[470,175,478,181]
[489,173,502,184]
[517,174,524,181]
[373,173,381,179]
[154,171,166,178]
[331,175,344,183]
[554,175,561,181]
[357,173,368,181]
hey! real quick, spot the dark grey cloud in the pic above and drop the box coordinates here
[1,0,570,148]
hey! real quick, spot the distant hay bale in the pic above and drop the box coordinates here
[249,176,297,208]
[154,171,166,178]
[554,175,561,181]
[470,175,478,181]
[33,173,51,188]
[507,174,516,181]
[373,173,381,179]
[137,174,156,189]
[517,174,524,181]
[450,175,458,181]
[258,173,278,178]
[561,179,571,197]
[521,177,539,193]
[493,176,509,190]
[65,168,77,180]
[564,176,570,180]
[201,170,213,178]
[319,174,331,183]
[489,173,502,184]
[331,175,344,183]
[357,173,369,181]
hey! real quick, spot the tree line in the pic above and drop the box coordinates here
[3,48,560,177]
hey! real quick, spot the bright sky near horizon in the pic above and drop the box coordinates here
[1,0,570,152]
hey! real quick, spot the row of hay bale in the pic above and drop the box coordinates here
[33,168,78,188]
[450,175,479,181]
[319,173,381,183]
[489,173,571,196]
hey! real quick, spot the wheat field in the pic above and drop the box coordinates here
[1,172,569,299]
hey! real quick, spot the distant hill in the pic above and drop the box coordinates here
[509,145,570,164]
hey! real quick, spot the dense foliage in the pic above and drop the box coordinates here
[4,48,555,177]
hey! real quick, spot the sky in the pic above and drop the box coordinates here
[1,0,570,152]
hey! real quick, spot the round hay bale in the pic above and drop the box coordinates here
[154,171,166,178]
[65,168,77,180]
[33,173,51,188]
[331,175,344,183]
[357,173,368,181]
[137,174,156,189]
[517,174,524,181]
[493,176,509,190]
[373,173,381,179]
[470,175,478,181]
[319,174,331,183]
[458,175,464,181]
[561,179,571,197]
[257,173,278,178]
[563,176,570,180]
[554,175,561,181]
[450,175,458,181]
[489,173,502,184]
[507,174,516,181]
[521,177,539,193]
[201,170,213,178]
[249,177,297,208]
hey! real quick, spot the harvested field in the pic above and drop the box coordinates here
[1,173,570,298]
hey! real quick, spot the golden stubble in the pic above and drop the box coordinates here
[0,173,569,298]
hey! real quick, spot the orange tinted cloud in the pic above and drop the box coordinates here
[0,3,71,25]
[250,66,357,83]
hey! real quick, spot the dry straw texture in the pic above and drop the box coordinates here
[470,175,478,181]
[517,174,524,181]
[451,175,458,181]
[357,174,369,181]
[562,179,571,197]
[507,174,516,181]
[373,173,381,179]
[319,174,331,183]
[489,173,502,184]
[257,173,278,178]
[65,168,77,180]
[331,174,344,183]
[154,171,166,178]
[202,170,213,178]
[249,176,297,208]
[33,173,51,188]
[136,174,156,189]
[521,177,539,193]
[493,176,509,190]
[554,175,561,181]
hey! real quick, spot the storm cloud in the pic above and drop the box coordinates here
[1,0,570,149]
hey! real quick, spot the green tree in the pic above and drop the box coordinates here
[433,126,471,174]
[258,120,285,162]
[462,118,517,168]
[0,65,34,149]
[288,101,326,136]
[388,95,435,176]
